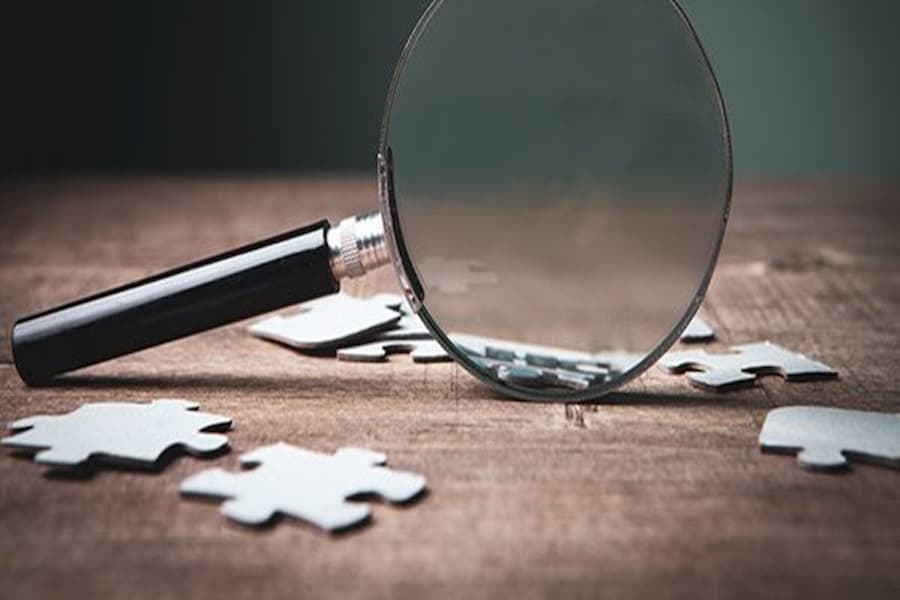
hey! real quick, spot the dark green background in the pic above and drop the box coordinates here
[2,0,897,178]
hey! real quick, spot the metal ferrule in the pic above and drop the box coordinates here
[327,212,391,281]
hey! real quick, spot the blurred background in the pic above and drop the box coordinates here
[1,0,898,180]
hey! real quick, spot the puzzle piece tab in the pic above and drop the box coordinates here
[659,341,837,390]
[181,443,426,531]
[2,400,231,468]
[681,316,715,343]
[760,406,900,471]
[249,293,404,350]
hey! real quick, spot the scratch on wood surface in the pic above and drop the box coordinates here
[564,404,587,429]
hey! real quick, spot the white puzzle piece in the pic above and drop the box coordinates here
[181,443,426,531]
[337,340,450,363]
[2,400,231,468]
[659,341,837,390]
[249,292,404,350]
[418,257,499,294]
[760,406,900,471]
[681,316,716,343]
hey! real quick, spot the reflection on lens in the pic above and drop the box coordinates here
[453,333,642,391]
[383,0,731,400]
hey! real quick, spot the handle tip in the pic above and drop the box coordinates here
[11,319,51,386]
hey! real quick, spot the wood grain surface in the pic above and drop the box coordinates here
[0,176,898,599]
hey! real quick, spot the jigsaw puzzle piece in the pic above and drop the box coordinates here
[337,340,450,363]
[3,399,232,468]
[181,443,426,531]
[659,342,837,391]
[183,467,362,528]
[760,406,900,471]
[249,293,404,350]
[181,458,368,529]
[206,479,371,530]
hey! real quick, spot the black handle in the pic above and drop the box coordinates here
[12,220,339,384]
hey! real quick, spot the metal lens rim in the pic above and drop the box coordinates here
[377,0,733,403]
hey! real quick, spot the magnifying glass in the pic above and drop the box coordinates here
[10,0,731,402]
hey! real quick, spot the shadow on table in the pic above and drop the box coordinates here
[35,372,357,394]
[179,486,430,538]
[478,384,747,408]
[36,372,747,408]
[6,443,231,482]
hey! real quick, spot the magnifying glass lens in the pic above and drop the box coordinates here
[383,0,731,400]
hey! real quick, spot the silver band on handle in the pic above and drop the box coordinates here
[327,212,391,281]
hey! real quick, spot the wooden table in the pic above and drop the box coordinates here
[0,176,898,599]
